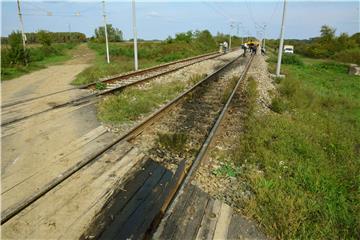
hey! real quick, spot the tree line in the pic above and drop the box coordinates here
[266,25,360,64]
[1,31,86,44]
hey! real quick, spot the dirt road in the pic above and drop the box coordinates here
[1,44,95,106]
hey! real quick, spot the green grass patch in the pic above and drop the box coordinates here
[97,81,186,124]
[233,57,360,238]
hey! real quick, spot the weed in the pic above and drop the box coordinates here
[157,132,187,153]
[221,76,239,103]
[95,82,107,90]
[97,80,186,124]
[188,73,206,86]
[270,96,288,113]
[233,55,360,238]
[212,163,240,177]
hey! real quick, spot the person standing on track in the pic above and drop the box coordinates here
[223,41,228,53]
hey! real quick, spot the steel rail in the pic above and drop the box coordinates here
[0,53,242,225]
[1,52,225,127]
[151,54,255,238]
[1,51,221,109]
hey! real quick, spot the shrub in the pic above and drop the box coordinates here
[270,96,288,113]
[282,54,304,65]
[4,31,30,66]
[332,48,360,65]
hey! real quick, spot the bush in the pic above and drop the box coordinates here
[332,48,360,65]
[281,54,304,65]
[270,96,289,113]
[3,31,30,66]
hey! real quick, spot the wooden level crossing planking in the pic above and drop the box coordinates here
[154,184,268,240]
[1,141,145,239]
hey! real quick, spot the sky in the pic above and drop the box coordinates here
[1,1,359,40]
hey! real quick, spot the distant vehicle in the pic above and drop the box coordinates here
[284,45,294,54]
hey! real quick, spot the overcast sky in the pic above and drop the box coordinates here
[1,1,359,40]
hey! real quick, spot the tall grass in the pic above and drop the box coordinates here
[233,59,360,239]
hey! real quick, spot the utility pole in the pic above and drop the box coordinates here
[16,0,26,49]
[276,0,287,76]
[102,0,110,64]
[132,0,138,70]
[68,23,72,42]
[229,22,234,50]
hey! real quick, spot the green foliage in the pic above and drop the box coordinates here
[281,54,304,65]
[157,132,188,153]
[1,42,75,80]
[74,30,221,85]
[95,82,107,90]
[234,57,360,239]
[212,163,240,177]
[2,31,30,67]
[94,24,123,42]
[97,80,186,123]
[37,30,52,46]
[333,48,360,65]
[2,31,86,44]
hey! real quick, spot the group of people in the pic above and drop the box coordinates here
[241,42,266,56]
[219,41,266,56]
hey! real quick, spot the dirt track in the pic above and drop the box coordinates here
[1,44,95,105]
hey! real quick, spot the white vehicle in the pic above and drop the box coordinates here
[284,45,294,54]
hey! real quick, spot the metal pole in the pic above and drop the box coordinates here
[276,0,287,76]
[102,0,110,64]
[132,0,138,70]
[16,0,26,49]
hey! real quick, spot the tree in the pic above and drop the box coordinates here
[320,25,336,42]
[94,24,123,42]
[5,31,30,66]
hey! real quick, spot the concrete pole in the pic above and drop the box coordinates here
[132,0,138,70]
[263,24,267,49]
[16,0,26,49]
[102,0,110,64]
[276,0,287,76]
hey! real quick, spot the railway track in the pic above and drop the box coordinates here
[91,54,254,239]
[0,51,222,127]
[1,51,253,239]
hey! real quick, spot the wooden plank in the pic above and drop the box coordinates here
[80,159,159,239]
[99,163,166,239]
[2,125,108,190]
[153,184,196,240]
[1,131,118,222]
[173,187,209,239]
[2,142,143,239]
[116,168,174,240]
[195,199,222,240]
[212,202,233,240]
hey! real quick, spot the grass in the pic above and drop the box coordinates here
[157,132,188,153]
[232,56,360,238]
[1,43,75,81]
[97,72,207,124]
[72,41,217,86]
